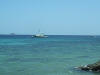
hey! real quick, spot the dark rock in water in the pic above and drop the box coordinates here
[78,61,100,72]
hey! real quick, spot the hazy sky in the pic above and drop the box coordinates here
[0,0,100,35]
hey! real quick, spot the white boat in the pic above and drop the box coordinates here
[32,30,48,38]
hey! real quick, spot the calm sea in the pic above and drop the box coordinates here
[0,35,100,75]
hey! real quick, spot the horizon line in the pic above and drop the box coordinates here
[0,34,100,36]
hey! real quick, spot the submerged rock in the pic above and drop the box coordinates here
[78,61,100,72]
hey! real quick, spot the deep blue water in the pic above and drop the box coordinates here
[0,35,100,75]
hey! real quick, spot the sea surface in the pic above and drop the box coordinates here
[0,35,100,75]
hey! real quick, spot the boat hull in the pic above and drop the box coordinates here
[32,35,48,38]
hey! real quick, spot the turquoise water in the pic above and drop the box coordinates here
[0,35,100,75]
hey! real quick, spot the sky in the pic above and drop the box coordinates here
[0,0,100,35]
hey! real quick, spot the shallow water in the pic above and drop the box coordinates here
[0,35,100,75]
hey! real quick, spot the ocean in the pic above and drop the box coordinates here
[0,35,100,75]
